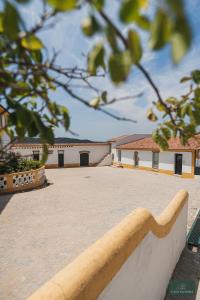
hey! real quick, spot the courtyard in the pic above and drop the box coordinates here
[0,166,199,299]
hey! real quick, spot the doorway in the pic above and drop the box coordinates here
[175,154,182,175]
[33,151,40,161]
[80,152,89,167]
[152,152,159,169]
[134,151,139,167]
[58,150,64,167]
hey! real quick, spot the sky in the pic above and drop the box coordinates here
[20,0,200,141]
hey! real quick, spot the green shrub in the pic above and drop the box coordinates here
[0,153,42,174]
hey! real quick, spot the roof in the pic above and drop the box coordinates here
[109,134,151,146]
[11,137,108,147]
[118,135,200,151]
[108,135,129,142]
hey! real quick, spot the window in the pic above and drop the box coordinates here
[152,152,159,169]
[118,150,121,162]
[33,151,40,161]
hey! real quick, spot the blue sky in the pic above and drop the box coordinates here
[21,0,200,141]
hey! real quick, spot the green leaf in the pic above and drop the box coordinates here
[105,25,119,53]
[0,13,4,32]
[191,70,200,84]
[156,101,166,112]
[149,9,172,50]
[135,15,150,31]
[152,129,169,150]
[3,2,20,40]
[60,106,70,130]
[21,35,44,50]
[166,97,178,105]
[171,17,191,64]
[87,43,105,75]
[128,29,142,64]
[108,51,132,84]
[146,108,158,122]
[180,104,188,118]
[101,91,108,103]
[30,50,43,63]
[139,0,148,8]
[82,15,101,37]
[161,127,171,139]
[90,97,100,108]
[180,76,192,83]
[171,32,187,64]
[91,0,104,10]
[166,0,184,17]
[119,0,139,23]
[194,88,200,101]
[47,0,77,11]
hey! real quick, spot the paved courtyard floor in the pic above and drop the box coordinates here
[0,167,200,299]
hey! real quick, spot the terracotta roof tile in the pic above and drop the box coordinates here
[118,135,200,150]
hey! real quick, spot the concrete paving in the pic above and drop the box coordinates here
[0,167,200,299]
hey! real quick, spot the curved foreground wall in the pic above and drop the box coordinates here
[0,167,46,193]
[28,190,188,300]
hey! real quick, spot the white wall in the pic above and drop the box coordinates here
[115,150,152,168]
[98,202,188,300]
[11,144,110,166]
[113,149,193,174]
[111,142,117,162]
[159,152,192,174]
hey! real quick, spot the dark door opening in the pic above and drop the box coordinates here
[118,150,121,162]
[152,152,159,169]
[58,151,64,167]
[134,151,139,167]
[195,150,200,175]
[175,154,182,175]
[80,152,89,167]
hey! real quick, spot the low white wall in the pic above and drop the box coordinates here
[98,202,188,300]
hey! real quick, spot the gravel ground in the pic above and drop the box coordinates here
[0,167,199,300]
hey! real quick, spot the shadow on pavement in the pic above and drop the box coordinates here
[165,246,200,300]
[0,193,13,214]
[0,180,53,214]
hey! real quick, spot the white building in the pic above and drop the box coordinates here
[112,135,200,178]
[11,137,111,168]
[109,134,150,162]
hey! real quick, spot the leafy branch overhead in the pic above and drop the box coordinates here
[0,0,198,155]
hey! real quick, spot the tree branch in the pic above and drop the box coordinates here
[53,79,137,123]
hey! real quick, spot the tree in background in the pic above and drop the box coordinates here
[0,0,200,158]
